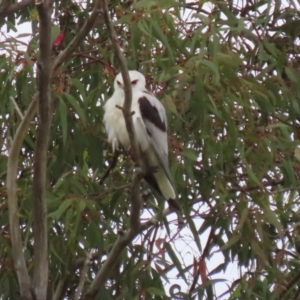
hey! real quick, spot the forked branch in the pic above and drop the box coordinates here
[7,94,38,300]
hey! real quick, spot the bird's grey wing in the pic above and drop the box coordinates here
[138,94,173,184]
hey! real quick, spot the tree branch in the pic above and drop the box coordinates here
[73,251,93,300]
[0,0,33,23]
[101,0,140,162]
[91,183,131,201]
[130,171,143,229]
[6,0,103,298]
[83,182,178,299]
[83,232,134,299]
[53,0,102,73]
[83,170,144,299]
[32,0,52,298]
[279,270,300,300]
[82,1,146,298]
[52,252,101,300]
[6,94,38,300]
[10,97,24,120]
[6,0,104,296]
[102,0,144,247]
[99,150,120,184]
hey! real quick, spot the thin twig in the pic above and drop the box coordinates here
[101,0,143,231]
[82,1,144,297]
[147,224,159,263]
[6,0,103,298]
[83,232,134,299]
[0,0,33,23]
[91,183,131,201]
[101,0,140,162]
[7,94,38,300]
[229,179,284,194]
[99,151,120,184]
[83,188,169,300]
[279,270,300,300]
[52,252,100,300]
[10,97,24,120]
[130,171,143,229]
[53,0,102,73]
[52,277,69,300]
[32,0,53,297]
[189,227,215,295]
[73,251,93,300]
[83,171,144,299]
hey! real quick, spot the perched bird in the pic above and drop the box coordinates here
[103,70,182,220]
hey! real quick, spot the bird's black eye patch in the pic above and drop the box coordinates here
[117,80,121,85]
[131,80,138,85]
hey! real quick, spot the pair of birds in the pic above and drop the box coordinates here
[103,70,182,218]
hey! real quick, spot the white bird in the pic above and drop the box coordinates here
[103,70,182,216]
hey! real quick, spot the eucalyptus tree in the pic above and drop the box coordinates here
[1,0,300,299]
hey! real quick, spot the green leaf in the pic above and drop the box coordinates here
[261,204,283,235]
[48,199,72,220]
[198,59,220,83]
[165,243,187,282]
[295,146,300,162]
[185,209,202,251]
[182,148,198,161]
[150,20,174,62]
[245,163,262,186]
[59,97,68,145]
[50,243,67,266]
[146,287,166,296]
[285,67,298,83]
[208,263,226,276]
[250,240,268,265]
[236,208,249,231]
[63,93,86,124]
[72,78,87,100]
[221,234,241,250]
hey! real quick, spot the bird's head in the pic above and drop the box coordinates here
[114,70,146,91]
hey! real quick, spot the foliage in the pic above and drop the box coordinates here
[1,0,300,299]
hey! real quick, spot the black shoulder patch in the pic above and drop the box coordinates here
[138,96,166,132]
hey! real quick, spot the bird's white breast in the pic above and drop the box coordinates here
[103,89,142,151]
